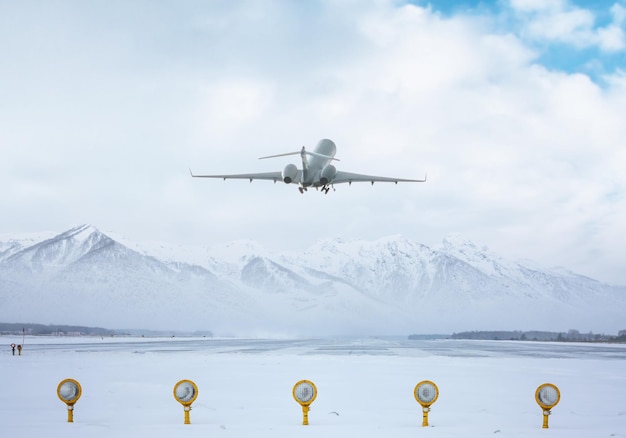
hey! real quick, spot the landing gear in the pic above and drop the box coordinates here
[298,186,308,194]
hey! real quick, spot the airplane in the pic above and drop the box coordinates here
[190,138,426,194]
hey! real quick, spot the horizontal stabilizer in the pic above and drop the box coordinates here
[258,151,302,160]
[259,147,339,162]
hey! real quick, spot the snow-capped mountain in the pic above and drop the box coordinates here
[1,225,624,336]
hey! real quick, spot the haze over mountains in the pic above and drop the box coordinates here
[0,225,624,336]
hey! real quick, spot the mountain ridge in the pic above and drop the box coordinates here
[1,224,623,336]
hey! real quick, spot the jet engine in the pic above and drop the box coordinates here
[282,163,298,184]
[319,164,337,186]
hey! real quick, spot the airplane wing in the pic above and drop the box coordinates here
[331,170,427,185]
[189,169,289,183]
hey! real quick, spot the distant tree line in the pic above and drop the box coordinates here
[1,322,214,338]
[0,322,117,336]
[435,329,626,343]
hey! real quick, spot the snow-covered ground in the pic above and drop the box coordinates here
[2,336,625,437]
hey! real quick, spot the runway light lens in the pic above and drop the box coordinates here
[538,385,559,407]
[414,380,439,406]
[175,382,196,403]
[57,379,82,404]
[59,382,79,402]
[416,383,437,404]
[294,381,316,404]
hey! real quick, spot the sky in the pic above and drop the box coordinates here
[1,0,625,284]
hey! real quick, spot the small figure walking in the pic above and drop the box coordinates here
[17,344,22,356]
[11,343,16,356]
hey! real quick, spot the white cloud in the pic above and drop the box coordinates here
[509,0,626,52]
[595,3,626,51]
[509,0,566,13]
[611,2,626,25]
[525,8,595,45]
[596,23,625,51]
[200,79,276,131]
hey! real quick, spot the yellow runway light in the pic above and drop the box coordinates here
[292,380,317,425]
[535,383,560,428]
[414,380,439,427]
[173,379,198,424]
[56,379,82,423]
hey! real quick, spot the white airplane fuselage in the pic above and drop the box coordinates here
[299,139,337,188]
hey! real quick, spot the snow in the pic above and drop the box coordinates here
[3,225,626,334]
[2,336,625,437]
[108,233,211,267]
[0,231,57,261]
